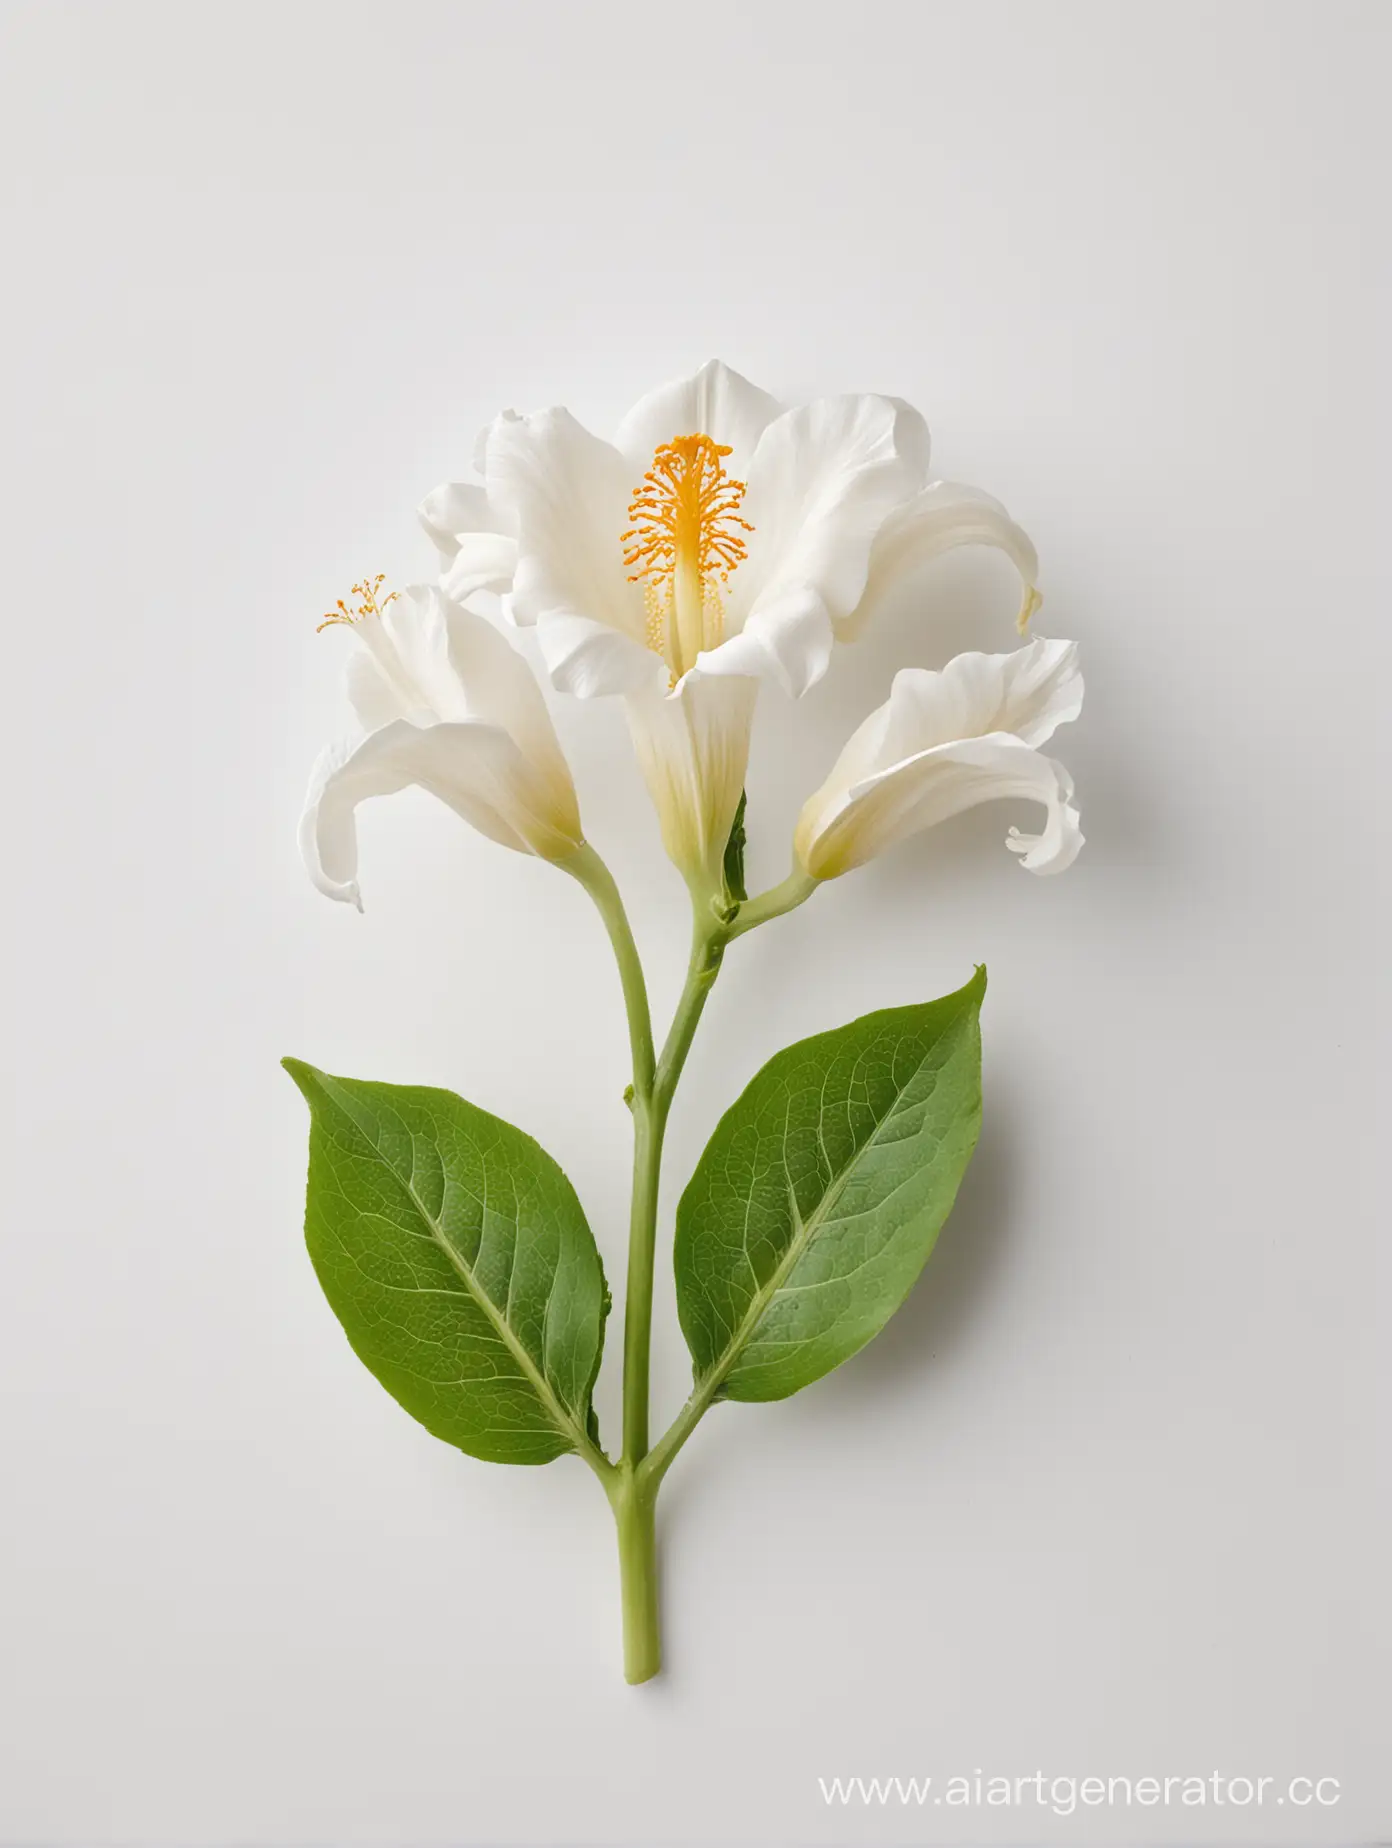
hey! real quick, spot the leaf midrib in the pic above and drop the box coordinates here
[699,1032,956,1394]
[318,1073,596,1462]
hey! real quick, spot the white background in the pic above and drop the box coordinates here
[2,2,1387,1843]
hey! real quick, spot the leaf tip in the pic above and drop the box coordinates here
[281,1056,323,1102]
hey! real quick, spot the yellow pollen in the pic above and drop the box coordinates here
[621,434,753,677]
[317,573,398,633]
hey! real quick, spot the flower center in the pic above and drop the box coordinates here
[318,573,398,633]
[621,434,753,681]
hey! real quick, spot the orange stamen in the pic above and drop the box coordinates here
[317,573,398,633]
[621,435,753,675]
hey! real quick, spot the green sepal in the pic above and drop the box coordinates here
[721,790,748,905]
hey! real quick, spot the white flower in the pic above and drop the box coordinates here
[419,360,1038,890]
[300,578,582,909]
[794,638,1085,880]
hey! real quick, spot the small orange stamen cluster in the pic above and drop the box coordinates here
[317,573,398,633]
[622,435,752,656]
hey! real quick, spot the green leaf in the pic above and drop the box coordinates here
[283,1061,609,1465]
[721,789,748,904]
[674,968,985,1402]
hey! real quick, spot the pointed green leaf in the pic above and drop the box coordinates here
[284,1061,608,1465]
[675,968,985,1402]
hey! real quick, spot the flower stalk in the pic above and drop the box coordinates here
[575,853,813,1681]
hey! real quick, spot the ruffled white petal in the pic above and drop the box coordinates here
[440,532,518,604]
[417,481,500,561]
[300,719,579,909]
[795,640,1084,879]
[867,637,1082,760]
[533,613,660,698]
[839,480,1041,642]
[690,583,834,698]
[1005,762,1084,872]
[625,671,757,888]
[484,406,646,692]
[799,734,1081,877]
[709,394,933,695]
[612,358,783,477]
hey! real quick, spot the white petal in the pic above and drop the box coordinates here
[1006,772,1085,873]
[693,583,834,698]
[798,731,1082,879]
[727,394,932,690]
[343,586,519,730]
[625,671,757,888]
[869,639,1083,763]
[373,585,468,719]
[794,640,1084,880]
[300,734,395,909]
[612,359,782,477]
[440,532,519,603]
[417,481,499,561]
[436,597,577,801]
[343,647,411,732]
[338,595,447,727]
[988,638,1083,746]
[533,612,661,699]
[484,406,646,658]
[300,717,582,908]
[839,479,1041,641]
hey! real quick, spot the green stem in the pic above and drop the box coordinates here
[623,910,729,1467]
[726,867,819,939]
[656,909,729,1096]
[640,1371,722,1492]
[566,845,720,1679]
[565,844,656,1097]
[609,1469,660,1684]
[566,846,817,1680]
[622,1097,664,1463]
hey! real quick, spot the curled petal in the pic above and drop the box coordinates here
[300,718,583,909]
[534,614,660,699]
[694,583,834,698]
[613,358,783,478]
[867,637,1082,760]
[1006,763,1084,872]
[839,480,1041,642]
[440,533,518,604]
[625,671,757,888]
[725,395,932,692]
[794,640,1084,879]
[417,482,500,561]
[797,733,1082,879]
